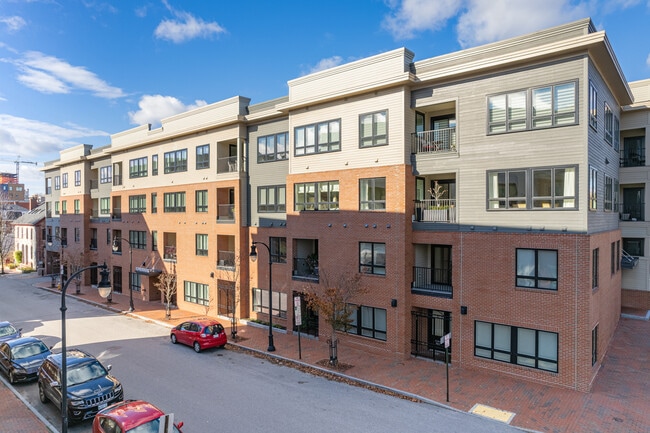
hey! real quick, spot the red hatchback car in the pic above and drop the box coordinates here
[92,400,183,433]
[170,320,227,353]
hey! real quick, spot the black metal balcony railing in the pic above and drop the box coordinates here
[411,266,452,298]
[411,127,457,154]
[89,179,99,190]
[112,209,122,221]
[217,250,235,269]
[89,239,97,250]
[620,156,645,167]
[292,257,319,280]
[620,203,645,221]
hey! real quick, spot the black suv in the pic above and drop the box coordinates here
[37,349,123,423]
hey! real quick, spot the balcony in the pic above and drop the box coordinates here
[217,250,235,270]
[620,202,645,221]
[292,257,319,281]
[411,127,456,154]
[414,199,457,223]
[217,156,238,174]
[411,266,452,298]
[89,239,97,250]
[112,209,122,221]
[217,204,235,222]
[89,179,98,190]
[163,245,176,261]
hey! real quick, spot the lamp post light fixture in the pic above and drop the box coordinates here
[249,241,275,352]
[60,262,111,433]
[112,237,135,312]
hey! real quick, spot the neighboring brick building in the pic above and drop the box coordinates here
[41,18,648,392]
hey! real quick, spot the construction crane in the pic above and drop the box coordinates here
[0,156,39,183]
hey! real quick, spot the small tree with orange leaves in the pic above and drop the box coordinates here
[154,266,177,320]
[304,270,367,366]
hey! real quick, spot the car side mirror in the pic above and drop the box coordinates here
[106,364,112,371]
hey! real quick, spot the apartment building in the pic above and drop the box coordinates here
[42,18,646,392]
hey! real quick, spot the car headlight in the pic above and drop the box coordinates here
[69,399,84,407]
[114,384,122,394]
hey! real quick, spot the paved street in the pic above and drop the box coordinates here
[1,273,523,433]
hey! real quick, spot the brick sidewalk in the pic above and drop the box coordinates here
[3,274,650,433]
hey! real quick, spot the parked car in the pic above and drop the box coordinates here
[170,320,227,353]
[92,399,184,433]
[0,321,22,343]
[37,349,123,423]
[0,336,51,383]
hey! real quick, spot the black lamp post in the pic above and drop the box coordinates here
[250,241,275,352]
[112,237,135,312]
[60,262,111,433]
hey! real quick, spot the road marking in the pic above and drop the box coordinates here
[470,403,515,424]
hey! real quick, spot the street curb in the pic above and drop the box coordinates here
[0,374,58,433]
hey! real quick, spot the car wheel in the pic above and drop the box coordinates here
[193,341,201,353]
[171,334,177,344]
[8,371,15,384]
[38,382,48,404]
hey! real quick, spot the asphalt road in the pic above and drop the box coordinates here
[0,273,523,433]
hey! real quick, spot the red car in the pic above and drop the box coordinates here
[92,400,183,433]
[170,320,227,353]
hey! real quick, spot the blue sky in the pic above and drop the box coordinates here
[1,0,649,196]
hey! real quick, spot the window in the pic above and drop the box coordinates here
[252,287,287,318]
[359,110,387,147]
[258,185,286,213]
[611,242,616,275]
[488,91,526,133]
[129,230,146,249]
[61,201,67,214]
[257,132,288,162]
[129,157,148,178]
[163,232,176,260]
[130,272,141,293]
[604,102,613,144]
[151,193,157,214]
[54,176,60,190]
[54,201,59,215]
[295,119,340,155]
[623,238,644,257]
[592,248,599,289]
[74,199,80,214]
[613,116,620,151]
[100,166,112,183]
[152,155,158,176]
[74,227,80,243]
[152,231,158,251]
[475,321,558,372]
[532,167,576,209]
[488,82,576,134]
[347,305,387,341]
[164,192,186,212]
[616,240,620,272]
[360,242,386,275]
[46,178,52,194]
[592,325,598,366]
[90,228,97,250]
[270,237,287,263]
[604,176,613,211]
[516,248,557,290]
[164,149,188,173]
[359,178,386,211]
[589,81,598,130]
[62,173,68,188]
[74,170,81,186]
[196,144,210,169]
[195,190,208,212]
[195,234,208,256]
[487,170,526,209]
[294,181,339,211]
[184,281,208,305]
[100,198,110,215]
[589,166,598,210]
[129,195,147,213]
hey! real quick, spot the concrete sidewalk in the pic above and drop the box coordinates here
[3,273,650,433]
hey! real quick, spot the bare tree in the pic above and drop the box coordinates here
[304,270,367,366]
[0,193,15,274]
[65,251,85,294]
[218,254,241,339]
[154,266,177,320]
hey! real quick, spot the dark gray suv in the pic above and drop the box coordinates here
[37,349,123,423]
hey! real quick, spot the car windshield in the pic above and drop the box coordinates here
[67,360,107,386]
[12,341,49,359]
[0,324,17,337]
[128,418,181,433]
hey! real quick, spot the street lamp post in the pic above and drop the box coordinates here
[249,241,275,352]
[60,262,112,433]
[112,237,135,312]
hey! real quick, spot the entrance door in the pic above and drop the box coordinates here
[293,292,319,337]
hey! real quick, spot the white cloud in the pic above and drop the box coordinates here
[307,56,344,74]
[0,114,110,194]
[0,16,27,32]
[646,53,650,68]
[154,1,226,43]
[383,0,589,47]
[13,51,125,98]
[128,94,207,126]
[382,0,463,40]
